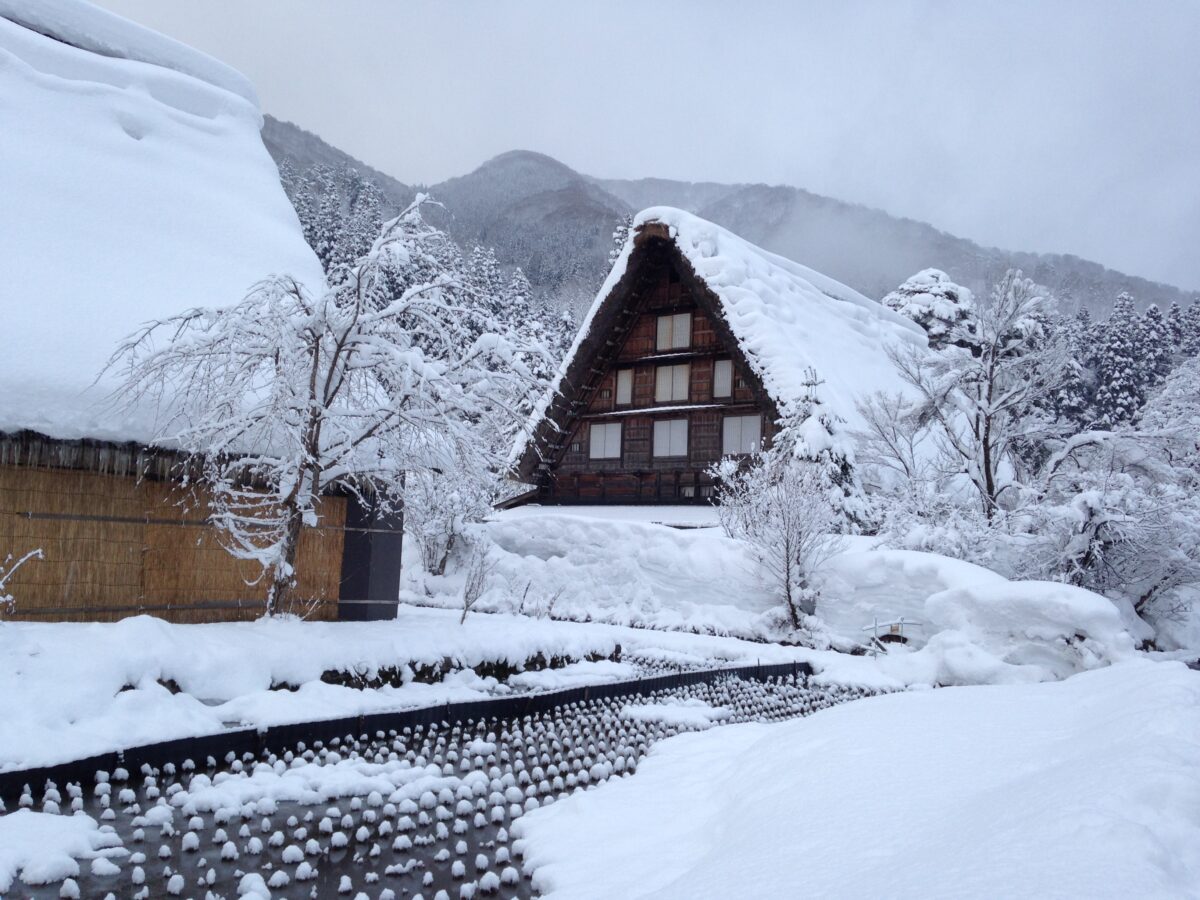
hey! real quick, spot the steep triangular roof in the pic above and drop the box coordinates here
[513,207,927,481]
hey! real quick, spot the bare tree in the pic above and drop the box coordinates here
[459,540,496,624]
[112,198,537,614]
[889,269,1064,519]
[0,548,42,620]
[712,453,838,629]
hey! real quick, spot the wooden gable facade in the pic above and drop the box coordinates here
[516,224,780,504]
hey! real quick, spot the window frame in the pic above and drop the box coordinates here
[589,421,622,460]
[655,311,692,351]
[713,359,733,399]
[722,414,762,456]
[654,363,691,404]
[615,368,633,406]
[653,418,689,458]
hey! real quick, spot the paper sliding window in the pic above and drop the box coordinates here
[654,363,690,403]
[653,418,688,458]
[589,422,622,459]
[722,414,761,455]
[615,369,633,405]
[656,312,692,350]
[713,359,733,398]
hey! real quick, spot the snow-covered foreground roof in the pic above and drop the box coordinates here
[516,207,927,463]
[0,2,323,444]
[517,660,1200,898]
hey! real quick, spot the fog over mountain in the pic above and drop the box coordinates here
[264,116,1198,317]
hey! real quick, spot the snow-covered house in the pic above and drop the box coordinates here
[513,208,927,503]
[0,1,398,622]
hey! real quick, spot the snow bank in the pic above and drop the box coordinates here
[0,5,323,443]
[0,810,123,891]
[476,513,775,634]
[517,660,1200,899]
[0,607,843,773]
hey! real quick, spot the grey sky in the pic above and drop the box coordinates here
[95,0,1200,291]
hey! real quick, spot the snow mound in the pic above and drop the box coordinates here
[0,6,323,443]
[0,810,124,891]
[517,660,1200,899]
[922,580,1136,683]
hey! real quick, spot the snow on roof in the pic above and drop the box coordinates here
[513,207,927,466]
[0,4,324,445]
[0,0,257,103]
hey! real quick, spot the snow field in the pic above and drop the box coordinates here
[0,673,862,897]
[518,660,1200,899]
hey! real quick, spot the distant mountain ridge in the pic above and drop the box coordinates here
[261,117,1196,315]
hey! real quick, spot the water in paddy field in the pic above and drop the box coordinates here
[7,676,874,899]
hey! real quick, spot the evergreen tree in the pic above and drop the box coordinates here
[1182,301,1200,356]
[609,213,633,267]
[1050,313,1093,428]
[1092,293,1144,427]
[466,246,505,316]
[1166,300,1186,350]
[1139,304,1172,387]
[880,269,975,350]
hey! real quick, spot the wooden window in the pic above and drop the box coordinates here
[653,418,688,458]
[570,441,582,453]
[699,485,715,498]
[722,414,761,455]
[589,422,622,459]
[654,363,690,403]
[713,359,733,398]
[656,312,692,350]
[680,485,696,498]
[615,369,633,405]
[599,388,612,399]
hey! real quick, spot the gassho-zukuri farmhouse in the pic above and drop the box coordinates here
[511,207,926,505]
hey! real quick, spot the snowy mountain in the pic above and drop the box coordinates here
[425,150,629,294]
[601,178,1197,315]
[260,123,1196,315]
[262,115,412,215]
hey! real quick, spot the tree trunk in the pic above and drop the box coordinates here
[266,501,305,616]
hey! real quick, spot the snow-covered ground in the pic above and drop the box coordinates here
[0,607,872,774]
[517,659,1200,899]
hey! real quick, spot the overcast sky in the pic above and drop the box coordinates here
[95,0,1200,291]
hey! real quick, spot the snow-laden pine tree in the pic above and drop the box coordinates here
[880,269,975,350]
[1049,312,1094,429]
[609,213,633,266]
[1092,293,1145,427]
[1166,300,1186,351]
[1181,301,1200,356]
[112,197,541,614]
[1139,304,1173,388]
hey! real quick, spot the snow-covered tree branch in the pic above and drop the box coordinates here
[111,197,544,614]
